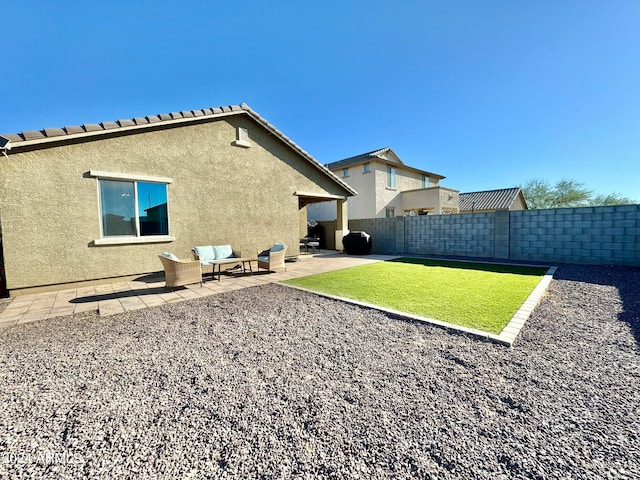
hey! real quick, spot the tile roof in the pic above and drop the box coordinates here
[328,147,401,170]
[0,103,357,196]
[1,106,250,144]
[459,187,527,211]
[328,147,446,180]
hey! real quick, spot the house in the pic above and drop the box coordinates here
[0,104,355,296]
[459,187,528,213]
[307,147,459,221]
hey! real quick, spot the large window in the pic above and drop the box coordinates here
[386,166,397,188]
[91,171,173,245]
[100,179,169,237]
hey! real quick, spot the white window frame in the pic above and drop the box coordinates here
[363,163,370,173]
[89,171,175,245]
[386,166,397,189]
[342,168,349,178]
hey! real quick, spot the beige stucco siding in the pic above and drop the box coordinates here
[307,162,377,220]
[399,187,459,214]
[339,164,376,219]
[374,163,429,217]
[310,161,448,220]
[511,195,527,210]
[0,116,348,291]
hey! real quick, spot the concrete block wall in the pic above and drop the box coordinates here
[404,213,495,257]
[510,205,640,265]
[347,204,640,266]
[350,213,496,257]
[350,218,400,254]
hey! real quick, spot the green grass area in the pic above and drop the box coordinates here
[282,258,548,334]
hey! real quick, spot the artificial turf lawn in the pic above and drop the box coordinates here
[282,258,548,334]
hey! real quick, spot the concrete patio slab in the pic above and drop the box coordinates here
[0,252,392,327]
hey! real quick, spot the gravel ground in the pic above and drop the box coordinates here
[0,264,638,479]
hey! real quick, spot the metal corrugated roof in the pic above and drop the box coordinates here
[459,188,526,211]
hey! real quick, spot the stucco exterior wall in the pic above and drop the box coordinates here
[307,162,377,221]
[374,163,443,217]
[511,195,527,211]
[0,116,349,292]
[374,164,399,217]
[341,163,376,219]
[399,187,459,214]
[439,188,460,213]
[306,200,336,221]
[400,188,441,213]
[307,160,449,220]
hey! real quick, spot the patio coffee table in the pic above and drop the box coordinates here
[208,258,254,281]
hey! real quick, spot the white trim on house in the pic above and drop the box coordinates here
[93,235,175,246]
[293,191,347,200]
[91,171,173,245]
[88,171,173,184]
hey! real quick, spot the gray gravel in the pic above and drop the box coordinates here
[0,264,638,479]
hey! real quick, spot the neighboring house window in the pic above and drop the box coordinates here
[386,166,397,188]
[363,163,370,173]
[422,175,428,188]
[342,168,349,178]
[90,171,174,245]
[385,207,395,218]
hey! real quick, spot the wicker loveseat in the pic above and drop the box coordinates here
[192,244,253,281]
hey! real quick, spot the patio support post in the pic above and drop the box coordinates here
[335,199,349,252]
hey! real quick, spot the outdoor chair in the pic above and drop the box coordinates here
[257,243,287,272]
[300,236,320,254]
[158,253,202,290]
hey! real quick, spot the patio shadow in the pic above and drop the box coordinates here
[387,257,548,276]
[69,287,170,304]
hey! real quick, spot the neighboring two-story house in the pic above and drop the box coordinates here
[308,147,459,221]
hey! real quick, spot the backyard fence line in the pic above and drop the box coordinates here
[346,204,640,266]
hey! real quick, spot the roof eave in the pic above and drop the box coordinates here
[6,109,245,148]
[4,103,357,197]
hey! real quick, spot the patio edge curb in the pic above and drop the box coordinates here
[496,265,557,346]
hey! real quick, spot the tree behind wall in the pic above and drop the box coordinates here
[521,179,636,209]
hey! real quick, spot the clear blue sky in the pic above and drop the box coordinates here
[2,1,639,200]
